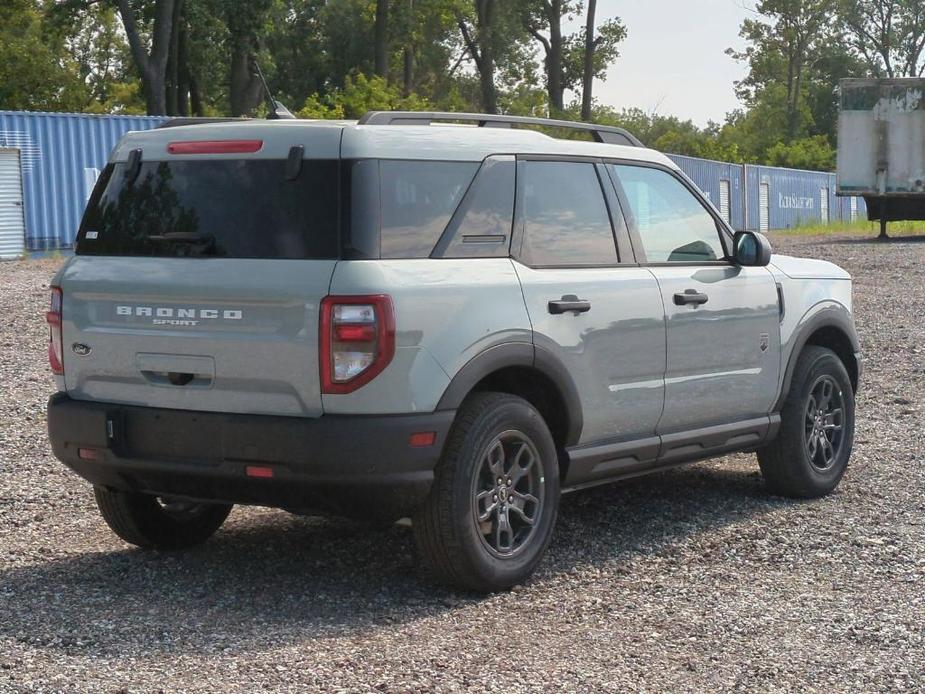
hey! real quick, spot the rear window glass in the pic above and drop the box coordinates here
[379,160,479,258]
[76,159,339,259]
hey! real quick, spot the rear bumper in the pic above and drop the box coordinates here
[47,393,455,519]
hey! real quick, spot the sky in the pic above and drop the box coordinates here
[564,0,755,126]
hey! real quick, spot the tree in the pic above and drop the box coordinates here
[521,0,625,116]
[580,0,597,120]
[118,0,177,115]
[839,0,925,77]
[458,0,502,113]
[220,0,274,117]
[0,0,89,112]
[375,0,389,78]
[729,0,832,141]
[523,0,567,112]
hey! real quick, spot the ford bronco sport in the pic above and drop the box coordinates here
[46,111,859,592]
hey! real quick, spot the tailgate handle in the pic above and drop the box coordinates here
[136,354,215,388]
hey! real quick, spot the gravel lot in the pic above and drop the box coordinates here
[1,233,923,692]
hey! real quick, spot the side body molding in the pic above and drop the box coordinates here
[436,342,584,447]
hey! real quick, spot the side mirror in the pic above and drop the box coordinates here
[733,231,772,267]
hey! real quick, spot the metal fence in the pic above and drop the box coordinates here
[0,110,867,257]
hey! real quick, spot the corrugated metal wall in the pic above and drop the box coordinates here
[669,155,867,231]
[0,110,869,253]
[0,111,165,252]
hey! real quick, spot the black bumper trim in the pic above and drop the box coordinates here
[47,393,455,519]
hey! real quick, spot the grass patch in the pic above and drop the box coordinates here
[774,219,925,237]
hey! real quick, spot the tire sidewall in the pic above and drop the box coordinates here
[448,397,560,588]
[789,350,856,492]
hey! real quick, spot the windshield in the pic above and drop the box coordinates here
[76,159,340,259]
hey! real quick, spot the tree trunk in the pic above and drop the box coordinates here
[177,20,190,117]
[229,44,264,116]
[403,0,414,95]
[459,1,498,114]
[580,0,597,121]
[165,0,183,115]
[547,0,563,113]
[118,0,175,116]
[476,0,497,113]
[375,0,389,79]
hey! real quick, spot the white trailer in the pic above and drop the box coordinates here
[837,78,925,237]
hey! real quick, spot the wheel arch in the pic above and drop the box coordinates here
[776,307,860,411]
[436,343,583,453]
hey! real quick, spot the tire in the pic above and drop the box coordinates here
[758,346,855,498]
[94,486,232,550]
[413,392,560,592]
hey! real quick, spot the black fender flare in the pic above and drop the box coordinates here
[775,306,860,411]
[436,342,583,447]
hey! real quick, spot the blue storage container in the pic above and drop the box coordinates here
[0,111,165,253]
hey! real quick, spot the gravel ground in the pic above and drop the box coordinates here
[1,234,923,693]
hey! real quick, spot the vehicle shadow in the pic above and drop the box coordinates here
[0,459,787,658]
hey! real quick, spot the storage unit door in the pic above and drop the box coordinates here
[759,182,770,232]
[719,179,731,224]
[820,187,829,223]
[0,149,26,259]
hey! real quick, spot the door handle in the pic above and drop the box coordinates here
[673,289,709,306]
[548,295,591,314]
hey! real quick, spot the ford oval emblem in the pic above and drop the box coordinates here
[72,343,92,356]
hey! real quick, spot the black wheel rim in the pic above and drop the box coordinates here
[471,430,545,558]
[803,375,846,472]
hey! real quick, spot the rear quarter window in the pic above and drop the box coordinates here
[378,160,479,258]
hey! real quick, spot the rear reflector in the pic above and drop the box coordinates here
[408,432,437,448]
[245,465,274,479]
[78,448,101,461]
[47,287,64,375]
[167,140,263,154]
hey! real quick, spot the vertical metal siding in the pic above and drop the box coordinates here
[668,154,746,230]
[0,111,165,251]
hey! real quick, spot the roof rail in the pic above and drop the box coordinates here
[155,117,247,129]
[358,111,644,147]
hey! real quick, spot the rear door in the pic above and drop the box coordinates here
[60,153,342,417]
[512,158,666,448]
[608,163,780,434]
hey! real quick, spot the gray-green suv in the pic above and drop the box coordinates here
[46,112,860,592]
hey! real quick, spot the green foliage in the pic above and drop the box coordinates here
[0,0,88,111]
[297,73,430,120]
[765,135,835,170]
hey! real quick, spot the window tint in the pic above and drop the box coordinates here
[439,157,515,258]
[519,161,617,266]
[76,159,339,259]
[379,160,478,258]
[610,164,726,263]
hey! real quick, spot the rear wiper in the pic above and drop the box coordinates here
[148,232,215,244]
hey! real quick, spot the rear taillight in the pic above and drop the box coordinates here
[46,287,64,375]
[320,295,395,394]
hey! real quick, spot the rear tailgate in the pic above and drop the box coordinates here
[59,123,345,417]
[60,257,335,417]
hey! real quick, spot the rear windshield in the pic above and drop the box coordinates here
[76,159,339,259]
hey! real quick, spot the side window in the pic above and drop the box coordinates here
[437,156,515,258]
[519,161,618,267]
[379,160,479,258]
[609,164,726,263]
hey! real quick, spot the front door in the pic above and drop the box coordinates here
[608,162,781,434]
[512,159,666,446]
